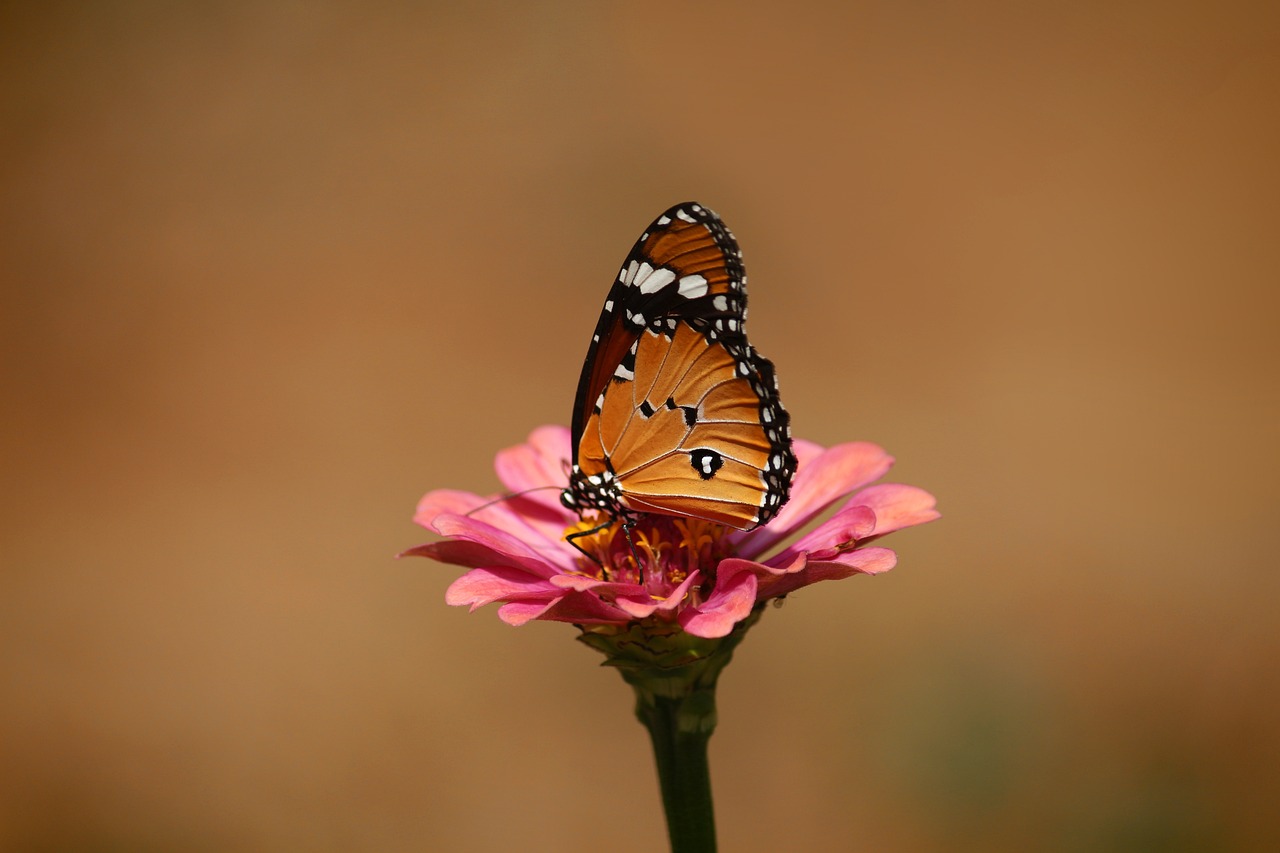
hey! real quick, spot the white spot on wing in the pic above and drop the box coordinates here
[713,295,728,312]
[676,209,697,223]
[677,274,708,298]
[631,261,653,288]
[637,267,676,294]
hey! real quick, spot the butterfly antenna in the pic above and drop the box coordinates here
[462,486,563,518]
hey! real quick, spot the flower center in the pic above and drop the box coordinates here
[564,513,732,592]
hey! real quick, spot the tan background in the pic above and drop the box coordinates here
[2,2,1277,851]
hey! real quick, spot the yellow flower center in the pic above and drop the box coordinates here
[564,513,732,589]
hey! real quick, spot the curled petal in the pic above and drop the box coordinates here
[803,546,898,582]
[759,546,898,599]
[767,485,937,568]
[496,597,569,626]
[846,483,941,538]
[678,565,758,638]
[735,441,895,559]
[716,554,805,594]
[615,572,702,619]
[774,504,879,562]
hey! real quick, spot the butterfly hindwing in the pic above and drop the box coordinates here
[565,202,794,531]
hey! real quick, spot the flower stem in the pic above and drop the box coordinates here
[635,687,718,853]
[579,607,766,853]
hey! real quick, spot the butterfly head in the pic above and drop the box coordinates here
[560,464,622,515]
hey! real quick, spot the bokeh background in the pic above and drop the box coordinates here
[3,2,1277,851]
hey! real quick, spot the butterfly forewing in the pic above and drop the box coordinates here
[570,206,745,443]
[566,202,794,531]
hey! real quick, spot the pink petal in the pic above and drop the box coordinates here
[496,597,569,626]
[493,426,575,514]
[431,513,568,577]
[415,428,580,562]
[791,438,828,469]
[734,441,895,559]
[551,574,646,596]
[415,490,556,548]
[466,497,579,563]
[445,567,560,610]
[527,424,573,460]
[615,571,702,618]
[772,504,879,563]
[715,553,804,589]
[649,572,702,613]
[826,546,897,575]
[847,483,941,538]
[400,539,544,573]
[416,483,578,562]
[758,546,898,599]
[803,546,898,580]
[498,590,632,626]
[413,489,487,530]
[678,566,758,638]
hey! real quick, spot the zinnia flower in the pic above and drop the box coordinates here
[402,425,939,639]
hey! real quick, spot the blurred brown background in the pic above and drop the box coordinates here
[2,2,1277,851]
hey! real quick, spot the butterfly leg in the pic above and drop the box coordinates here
[563,512,646,584]
[618,514,645,584]
[565,516,612,574]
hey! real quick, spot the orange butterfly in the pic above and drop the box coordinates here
[561,203,795,547]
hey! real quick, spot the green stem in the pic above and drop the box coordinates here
[578,605,766,853]
[636,688,718,853]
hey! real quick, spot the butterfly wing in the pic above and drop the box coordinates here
[569,202,794,530]
[569,203,746,446]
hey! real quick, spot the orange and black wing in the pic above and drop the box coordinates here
[567,202,794,530]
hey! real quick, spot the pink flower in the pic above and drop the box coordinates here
[402,426,939,639]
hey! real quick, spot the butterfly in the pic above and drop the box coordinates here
[560,202,796,545]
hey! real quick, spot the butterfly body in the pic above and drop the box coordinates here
[561,202,795,535]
